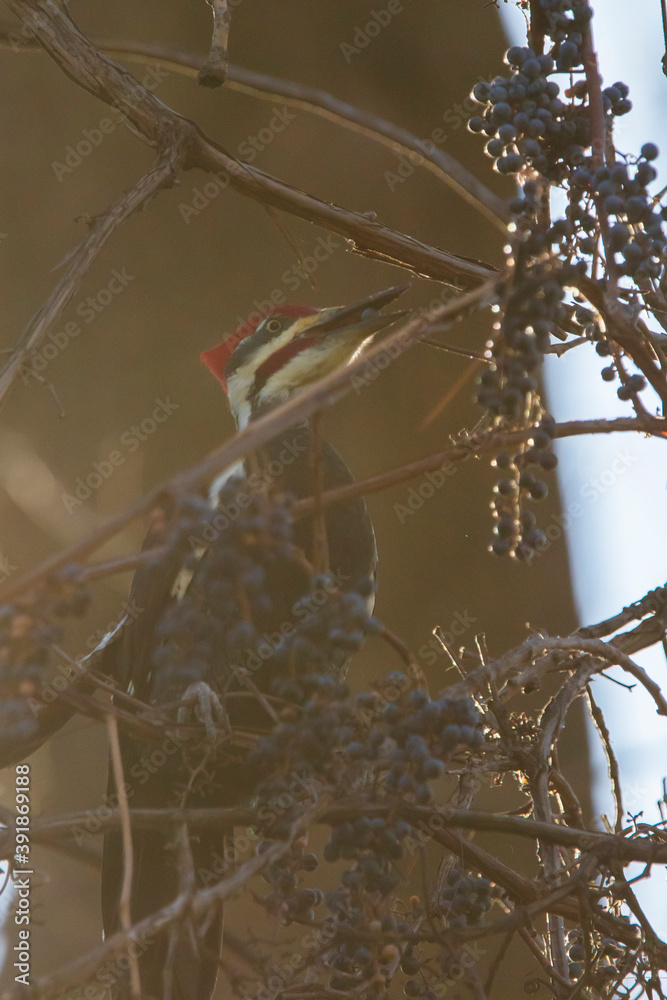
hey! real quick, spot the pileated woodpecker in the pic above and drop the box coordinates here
[100,284,409,1000]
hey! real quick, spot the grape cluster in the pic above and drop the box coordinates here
[567,144,667,325]
[251,687,356,794]
[252,680,485,992]
[149,484,378,711]
[319,691,484,951]
[378,686,484,801]
[434,868,495,928]
[468,2,627,185]
[566,927,632,987]
[468,0,667,555]
[488,420,558,559]
[326,933,385,994]
[265,579,379,703]
[324,815,409,890]
[260,837,323,926]
[0,565,91,754]
[0,605,59,748]
[323,898,420,993]
[146,489,291,704]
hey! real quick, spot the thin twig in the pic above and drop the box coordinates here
[0,30,509,229]
[586,683,624,834]
[3,1,496,296]
[105,713,142,1000]
[483,928,515,997]
[291,415,665,519]
[518,926,571,990]
[0,151,179,406]
[0,807,322,1000]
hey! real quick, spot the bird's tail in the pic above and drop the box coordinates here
[101,747,229,1000]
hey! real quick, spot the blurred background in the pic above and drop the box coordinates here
[0,1,586,993]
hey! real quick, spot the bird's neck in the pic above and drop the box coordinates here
[232,395,305,432]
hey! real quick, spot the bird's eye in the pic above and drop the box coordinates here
[265,318,283,334]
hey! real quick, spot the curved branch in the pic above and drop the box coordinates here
[0,151,180,403]
[3,1,495,293]
[19,799,667,864]
[290,415,667,518]
[0,30,509,230]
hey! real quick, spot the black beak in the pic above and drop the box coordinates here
[305,283,411,336]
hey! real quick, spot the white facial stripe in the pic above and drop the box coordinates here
[257,333,376,406]
[226,316,318,428]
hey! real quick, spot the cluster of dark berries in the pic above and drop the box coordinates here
[324,815,409,893]
[541,0,594,70]
[475,175,574,557]
[253,683,483,898]
[266,578,379,703]
[379,686,484,801]
[253,682,485,989]
[149,484,379,711]
[566,927,631,986]
[567,145,666,278]
[323,902,416,992]
[337,681,485,804]
[489,421,558,559]
[467,1,666,554]
[0,604,60,749]
[0,564,92,756]
[468,2,628,185]
[251,684,356,789]
[326,933,388,993]
[260,837,323,926]
[435,868,495,928]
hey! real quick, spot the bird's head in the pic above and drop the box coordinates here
[201,284,409,427]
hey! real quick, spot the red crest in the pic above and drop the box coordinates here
[201,305,317,392]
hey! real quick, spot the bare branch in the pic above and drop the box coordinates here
[0,152,179,404]
[3,1,496,290]
[198,0,231,87]
[0,29,509,229]
[21,799,667,866]
[106,714,142,1000]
